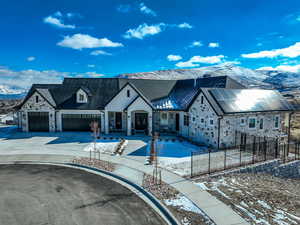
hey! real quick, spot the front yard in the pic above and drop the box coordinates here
[196,173,300,225]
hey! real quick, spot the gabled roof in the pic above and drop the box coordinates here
[21,75,291,114]
[77,86,92,96]
[208,89,294,114]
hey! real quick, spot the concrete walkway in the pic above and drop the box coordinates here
[0,153,248,225]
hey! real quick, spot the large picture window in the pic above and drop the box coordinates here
[249,117,256,129]
[274,115,280,128]
[184,115,189,126]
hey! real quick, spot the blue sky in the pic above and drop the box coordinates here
[1,0,300,90]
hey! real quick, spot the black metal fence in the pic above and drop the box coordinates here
[190,134,300,177]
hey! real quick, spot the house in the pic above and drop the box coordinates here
[18,76,293,148]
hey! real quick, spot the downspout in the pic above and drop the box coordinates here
[287,111,294,153]
[217,116,223,150]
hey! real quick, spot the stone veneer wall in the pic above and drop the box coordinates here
[188,92,219,147]
[20,92,55,132]
[219,112,287,148]
[221,160,300,179]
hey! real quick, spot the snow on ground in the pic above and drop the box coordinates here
[154,140,208,176]
[83,139,124,154]
[195,174,300,225]
[165,194,202,214]
[164,194,214,225]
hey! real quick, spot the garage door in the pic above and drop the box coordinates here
[62,114,101,131]
[28,112,49,132]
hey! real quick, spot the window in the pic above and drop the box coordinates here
[35,95,39,103]
[79,94,84,102]
[127,89,130,98]
[184,115,189,126]
[274,115,280,129]
[259,118,264,130]
[209,119,214,126]
[161,112,168,125]
[249,118,256,129]
[201,96,204,104]
[240,118,245,126]
[200,118,205,123]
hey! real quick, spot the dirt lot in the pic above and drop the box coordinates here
[0,164,167,225]
[196,173,300,225]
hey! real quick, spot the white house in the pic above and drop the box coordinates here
[18,76,293,148]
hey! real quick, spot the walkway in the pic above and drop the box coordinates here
[0,153,249,225]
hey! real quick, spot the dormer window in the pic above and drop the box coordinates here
[79,94,84,101]
[77,89,88,103]
[127,90,130,98]
[35,96,39,103]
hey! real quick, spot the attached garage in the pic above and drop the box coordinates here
[62,114,101,131]
[28,112,49,132]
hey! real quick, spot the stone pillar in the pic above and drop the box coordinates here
[127,111,131,136]
[100,112,105,133]
[148,112,153,136]
[56,111,62,132]
[49,111,55,132]
[104,110,109,134]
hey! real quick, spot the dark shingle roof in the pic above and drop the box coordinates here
[22,76,269,112]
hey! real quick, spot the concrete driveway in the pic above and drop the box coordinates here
[0,126,150,160]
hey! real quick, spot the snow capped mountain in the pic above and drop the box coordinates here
[259,70,300,88]
[118,63,300,90]
[0,85,26,99]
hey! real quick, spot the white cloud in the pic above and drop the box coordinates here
[176,55,225,67]
[0,67,68,90]
[242,42,300,58]
[167,55,182,61]
[178,22,193,29]
[27,56,35,62]
[139,3,157,16]
[43,15,75,29]
[123,23,165,39]
[208,42,219,48]
[87,64,95,68]
[57,34,124,50]
[257,64,300,73]
[189,41,203,48]
[90,50,112,56]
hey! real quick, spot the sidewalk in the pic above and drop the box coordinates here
[0,153,248,225]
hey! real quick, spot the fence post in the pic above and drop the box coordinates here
[208,149,211,174]
[190,152,193,178]
[224,148,227,170]
[275,138,278,159]
[240,144,242,167]
[252,136,256,164]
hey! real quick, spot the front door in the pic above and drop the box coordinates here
[135,113,148,130]
[175,113,180,131]
[115,112,122,130]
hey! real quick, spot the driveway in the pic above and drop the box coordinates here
[0,126,150,160]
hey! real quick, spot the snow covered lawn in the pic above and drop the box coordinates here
[147,140,208,176]
[83,139,127,155]
[195,174,300,225]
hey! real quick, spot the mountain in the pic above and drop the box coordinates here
[0,85,26,100]
[118,63,300,90]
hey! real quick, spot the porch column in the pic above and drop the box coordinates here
[100,112,105,133]
[127,111,131,136]
[148,112,153,136]
[104,110,109,134]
